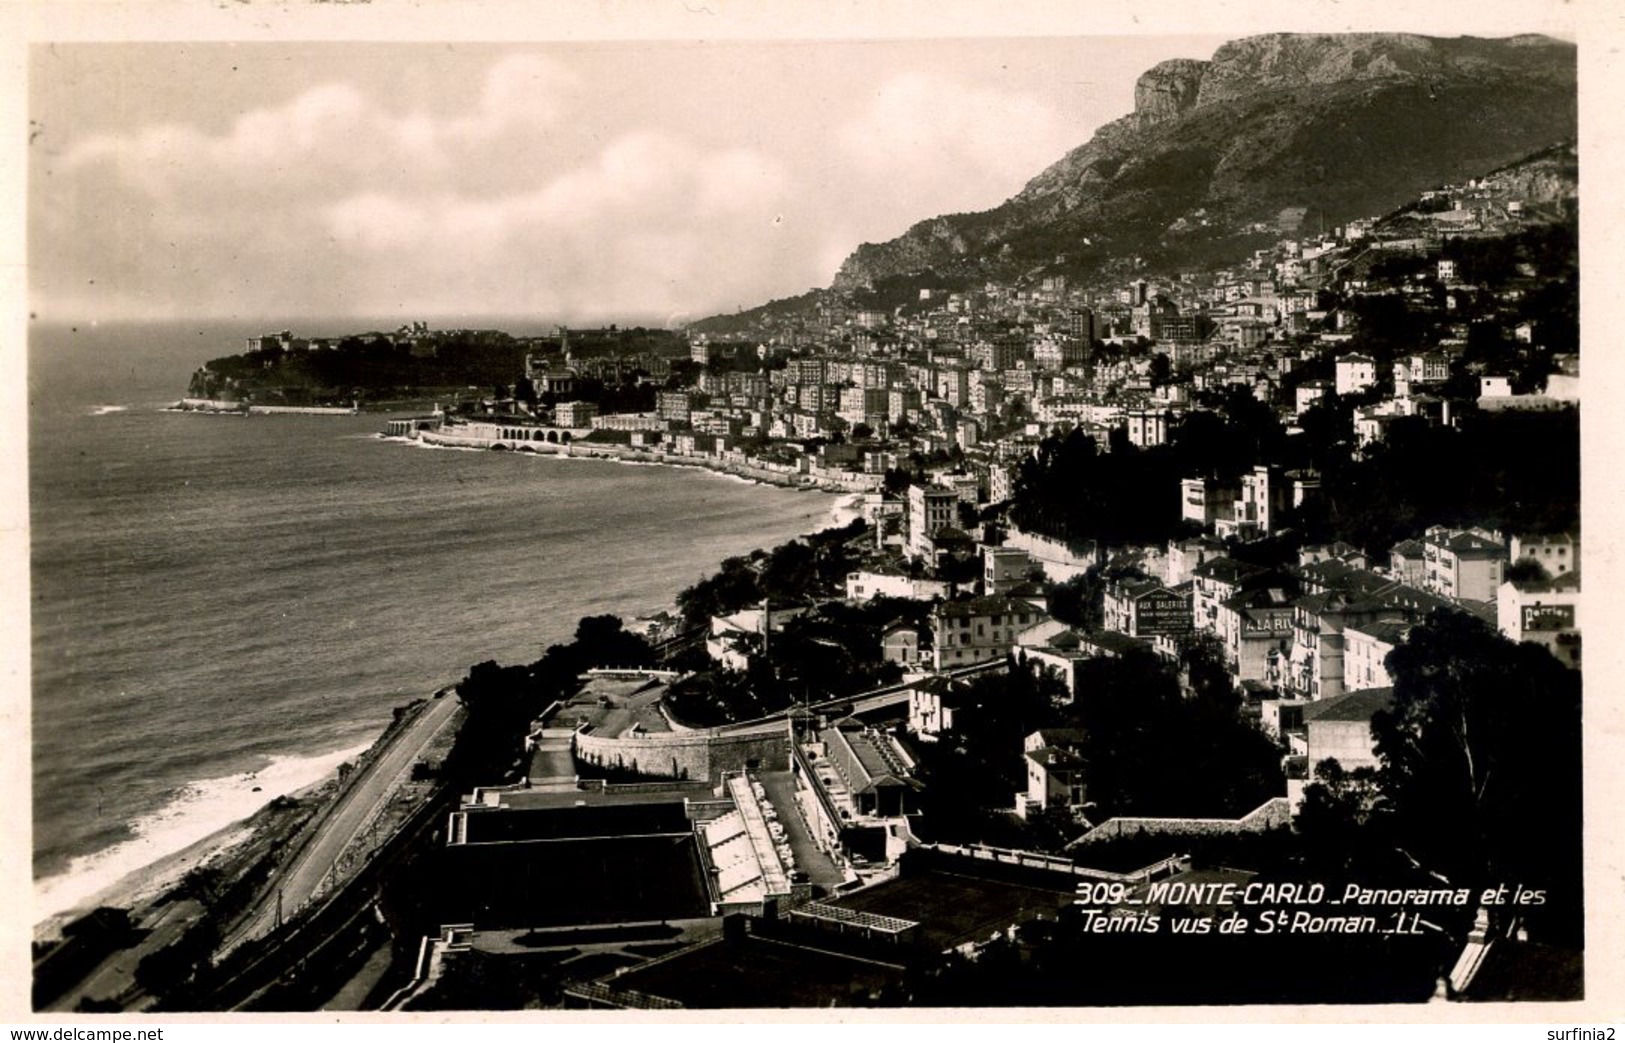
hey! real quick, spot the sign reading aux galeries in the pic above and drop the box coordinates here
[1136,591,1195,636]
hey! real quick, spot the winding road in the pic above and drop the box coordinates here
[221,692,464,953]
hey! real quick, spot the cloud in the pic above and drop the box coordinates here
[34,56,1078,321]
[38,56,820,321]
[58,55,584,205]
[318,131,797,316]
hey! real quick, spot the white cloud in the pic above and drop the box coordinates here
[59,55,584,204]
[318,129,797,316]
[40,55,823,320]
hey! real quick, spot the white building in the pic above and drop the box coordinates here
[1334,353,1377,396]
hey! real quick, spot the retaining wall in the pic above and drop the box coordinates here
[1077,797,1292,843]
[572,721,791,783]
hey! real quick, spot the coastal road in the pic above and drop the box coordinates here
[222,692,464,953]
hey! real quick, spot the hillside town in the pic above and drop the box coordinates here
[326,144,1578,1006]
[402,144,1580,723]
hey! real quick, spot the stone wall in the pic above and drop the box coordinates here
[572,721,791,783]
[1077,797,1291,844]
[1005,528,1101,582]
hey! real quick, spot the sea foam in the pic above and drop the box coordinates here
[34,741,371,922]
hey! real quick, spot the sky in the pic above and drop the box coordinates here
[28,36,1240,326]
[20,0,1584,331]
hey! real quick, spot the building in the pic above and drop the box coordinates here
[838,387,889,427]
[931,595,1048,670]
[657,390,703,424]
[983,546,1036,596]
[1017,632,1095,704]
[1242,466,1317,538]
[1422,526,1507,603]
[1285,593,1408,701]
[1334,354,1377,396]
[806,718,923,831]
[244,330,309,354]
[1341,619,1412,692]
[1017,744,1087,821]
[1216,587,1295,683]
[880,622,924,669]
[1191,557,1273,634]
[1165,535,1227,587]
[907,484,960,562]
[1122,409,1172,449]
[1395,352,1450,394]
[1290,687,1396,809]
[1388,539,1427,587]
[907,676,964,739]
[1295,379,1331,416]
[1180,476,1241,529]
[554,400,599,428]
[1131,295,1179,339]
[1103,578,1193,638]
[845,569,953,603]
[787,358,826,386]
[1497,572,1581,670]
[935,367,971,407]
[591,411,664,432]
[1511,532,1579,578]
[1303,687,1394,778]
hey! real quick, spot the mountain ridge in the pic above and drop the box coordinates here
[824,32,1575,293]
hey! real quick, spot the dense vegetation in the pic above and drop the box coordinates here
[448,615,657,783]
[1299,609,1583,945]
[188,326,684,406]
[673,520,868,630]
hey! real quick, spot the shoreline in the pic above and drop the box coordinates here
[32,772,346,945]
[36,427,860,944]
[385,425,883,498]
[33,727,393,940]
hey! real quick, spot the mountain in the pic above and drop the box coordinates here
[828,32,1575,291]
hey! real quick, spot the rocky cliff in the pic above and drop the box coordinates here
[1134,58,1207,127]
[830,32,1574,291]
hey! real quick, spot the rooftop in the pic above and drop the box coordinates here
[935,594,1046,619]
[822,725,919,794]
[1193,557,1271,586]
[1345,619,1413,646]
[1302,687,1396,724]
[1078,630,1154,657]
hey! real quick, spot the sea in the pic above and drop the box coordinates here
[28,319,845,921]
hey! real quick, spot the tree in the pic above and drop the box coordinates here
[1148,352,1173,388]
[570,614,654,670]
[1044,572,1103,632]
[1024,804,1086,854]
[1504,558,1551,585]
[1373,610,1582,942]
[1295,759,1387,874]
